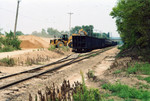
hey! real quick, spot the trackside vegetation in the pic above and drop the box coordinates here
[0,57,15,66]
[127,62,150,75]
[110,0,150,60]
[102,83,150,100]
[0,31,21,52]
[29,71,101,101]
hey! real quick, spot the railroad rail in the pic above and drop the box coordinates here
[0,47,114,90]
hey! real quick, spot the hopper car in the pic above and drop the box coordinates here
[72,35,117,52]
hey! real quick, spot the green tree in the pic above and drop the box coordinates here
[16,31,24,36]
[47,27,61,37]
[71,25,94,36]
[71,26,82,34]
[82,25,94,36]
[110,0,150,49]
[4,31,21,49]
[41,29,47,35]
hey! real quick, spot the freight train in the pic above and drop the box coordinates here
[72,35,117,52]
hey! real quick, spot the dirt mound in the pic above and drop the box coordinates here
[18,35,50,49]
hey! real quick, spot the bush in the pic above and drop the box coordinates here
[0,46,15,52]
[0,57,15,66]
[0,31,21,52]
[4,31,21,50]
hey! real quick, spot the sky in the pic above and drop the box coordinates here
[0,0,119,37]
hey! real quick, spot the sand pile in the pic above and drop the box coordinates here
[18,35,50,49]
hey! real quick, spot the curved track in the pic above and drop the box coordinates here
[0,47,114,90]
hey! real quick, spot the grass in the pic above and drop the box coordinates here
[113,70,121,74]
[73,71,101,101]
[144,76,150,83]
[136,75,150,84]
[0,57,15,66]
[127,62,150,75]
[87,70,95,78]
[102,83,150,100]
[61,46,70,52]
[0,46,16,52]
[48,45,56,51]
[48,45,70,52]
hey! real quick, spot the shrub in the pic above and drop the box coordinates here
[0,46,15,52]
[4,31,21,50]
[0,57,15,66]
[0,31,21,52]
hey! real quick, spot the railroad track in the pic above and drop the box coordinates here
[0,47,114,90]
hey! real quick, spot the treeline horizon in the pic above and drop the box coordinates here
[0,26,118,39]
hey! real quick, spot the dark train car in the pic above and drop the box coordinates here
[72,35,117,52]
[72,35,105,52]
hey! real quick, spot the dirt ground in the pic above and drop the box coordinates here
[0,35,72,67]
[0,47,120,101]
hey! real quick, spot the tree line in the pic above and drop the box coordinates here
[0,26,110,39]
[111,0,150,60]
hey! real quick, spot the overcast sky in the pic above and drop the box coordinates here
[0,0,119,37]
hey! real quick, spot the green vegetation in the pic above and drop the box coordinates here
[48,45,56,51]
[102,83,150,100]
[87,70,95,79]
[0,57,15,66]
[135,82,150,89]
[144,77,150,83]
[32,28,68,38]
[73,71,101,101]
[71,25,110,39]
[113,70,121,74]
[61,46,70,52]
[48,45,70,53]
[73,87,100,101]
[111,0,150,60]
[71,25,93,36]
[15,31,24,36]
[0,31,21,52]
[0,28,3,35]
[127,62,150,75]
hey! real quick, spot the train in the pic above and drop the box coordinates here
[72,35,117,52]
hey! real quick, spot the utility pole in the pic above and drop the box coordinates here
[68,12,73,36]
[14,0,21,37]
